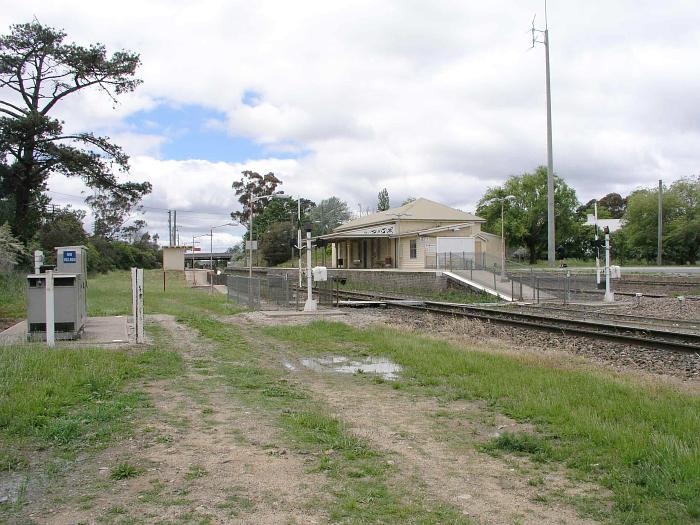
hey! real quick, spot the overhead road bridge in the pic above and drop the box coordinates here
[185,252,232,264]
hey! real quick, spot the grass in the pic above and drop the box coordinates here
[110,461,144,480]
[0,271,25,319]
[0,323,182,482]
[265,320,700,525]
[179,313,470,524]
[88,269,238,317]
[338,280,493,303]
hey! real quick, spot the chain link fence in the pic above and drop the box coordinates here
[507,269,610,303]
[226,273,345,310]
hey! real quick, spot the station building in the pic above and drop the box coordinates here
[320,198,503,270]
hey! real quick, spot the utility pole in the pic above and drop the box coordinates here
[173,210,177,245]
[532,3,555,266]
[168,210,172,247]
[657,179,663,266]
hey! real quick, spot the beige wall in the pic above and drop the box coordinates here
[481,235,503,264]
[163,247,186,271]
[398,236,424,269]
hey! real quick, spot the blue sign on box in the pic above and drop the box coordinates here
[63,250,76,263]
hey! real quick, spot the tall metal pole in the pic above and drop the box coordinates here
[545,28,555,267]
[249,193,254,280]
[298,197,302,287]
[657,179,663,266]
[173,210,177,245]
[168,210,172,247]
[594,201,600,285]
[210,227,214,294]
[501,199,506,279]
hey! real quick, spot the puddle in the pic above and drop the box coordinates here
[299,356,402,380]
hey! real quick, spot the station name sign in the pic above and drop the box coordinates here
[62,250,77,263]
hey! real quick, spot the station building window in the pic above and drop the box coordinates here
[409,239,417,259]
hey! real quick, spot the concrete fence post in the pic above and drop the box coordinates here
[45,270,55,348]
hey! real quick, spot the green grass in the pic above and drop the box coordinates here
[265,320,700,525]
[338,280,493,303]
[179,314,470,524]
[88,270,239,317]
[110,461,144,480]
[0,271,25,319]
[0,326,182,474]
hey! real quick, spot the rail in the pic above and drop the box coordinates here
[323,288,700,353]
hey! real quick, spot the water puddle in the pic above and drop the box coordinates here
[298,355,402,380]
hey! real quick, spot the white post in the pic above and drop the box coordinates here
[604,233,614,302]
[45,270,55,347]
[136,268,144,343]
[304,230,317,311]
[131,267,137,332]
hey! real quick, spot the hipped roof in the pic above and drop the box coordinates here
[334,198,484,232]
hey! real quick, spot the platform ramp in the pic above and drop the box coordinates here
[442,271,513,301]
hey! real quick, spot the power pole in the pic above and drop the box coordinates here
[532,3,555,266]
[657,179,663,265]
[168,210,172,247]
[173,210,177,246]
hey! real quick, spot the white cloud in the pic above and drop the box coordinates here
[4,0,700,239]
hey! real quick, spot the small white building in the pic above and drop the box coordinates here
[321,198,502,270]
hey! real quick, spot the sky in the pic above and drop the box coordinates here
[2,1,699,251]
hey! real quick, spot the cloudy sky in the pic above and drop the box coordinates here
[2,1,699,250]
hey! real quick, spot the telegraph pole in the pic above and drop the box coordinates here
[657,179,663,265]
[532,3,555,266]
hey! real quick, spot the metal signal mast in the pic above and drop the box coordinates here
[532,2,555,266]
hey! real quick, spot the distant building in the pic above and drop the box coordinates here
[585,214,623,233]
[320,198,502,270]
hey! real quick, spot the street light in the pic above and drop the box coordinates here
[485,195,515,280]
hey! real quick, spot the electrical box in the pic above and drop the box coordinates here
[610,265,621,279]
[312,266,328,282]
[26,246,87,340]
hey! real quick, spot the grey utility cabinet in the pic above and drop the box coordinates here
[27,246,88,340]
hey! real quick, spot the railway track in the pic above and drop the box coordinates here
[318,288,700,353]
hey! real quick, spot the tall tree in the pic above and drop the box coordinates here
[87,187,146,239]
[620,176,699,264]
[37,206,87,252]
[0,21,151,242]
[230,170,282,225]
[377,188,390,211]
[310,196,351,234]
[259,221,296,266]
[476,166,580,263]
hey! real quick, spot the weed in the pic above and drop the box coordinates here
[185,464,208,481]
[484,431,552,459]
[110,462,143,480]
